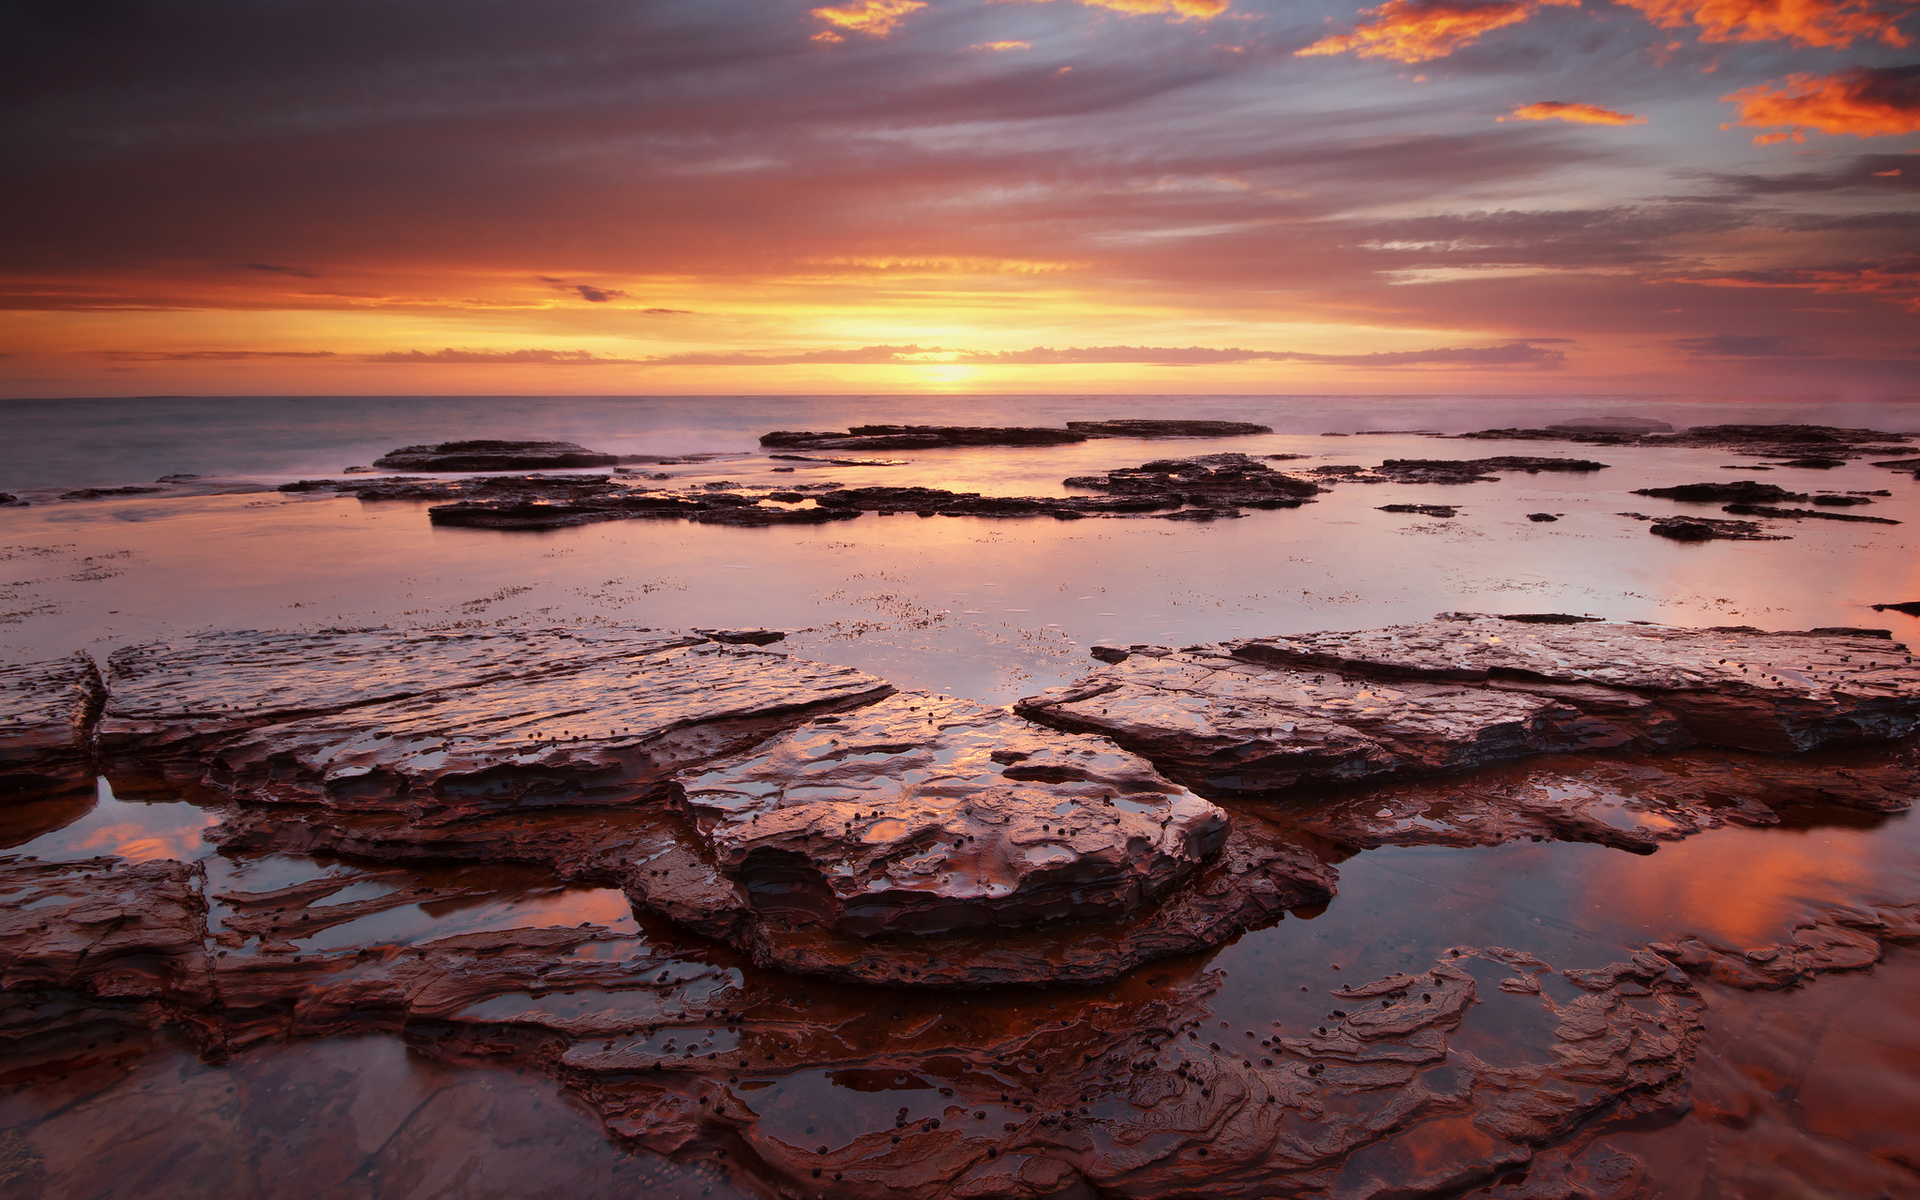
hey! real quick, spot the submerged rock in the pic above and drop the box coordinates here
[0,653,105,804]
[1625,513,1788,541]
[1378,504,1458,518]
[1017,616,1920,796]
[372,440,620,471]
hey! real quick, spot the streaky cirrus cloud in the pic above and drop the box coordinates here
[1616,0,1911,47]
[1721,64,1920,143]
[1296,0,1581,63]
[1502,100,1647,124]
[363,341,1566,368]
[811,0,926,41]
[970,40,1034,50]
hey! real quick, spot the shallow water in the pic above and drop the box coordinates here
[2,395,1918,1198]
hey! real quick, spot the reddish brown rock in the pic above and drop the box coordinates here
[1648,900,1920,991]
[99,629,893,819]
[0,653,105,805]
[0,856,213,1018]
[557,943,1703,1200]
[675,695,1227,938]
[1017,617,1920,797]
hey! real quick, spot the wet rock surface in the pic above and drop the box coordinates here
[1623,512,1788,541]
[1720,502,1901,525]
[1378,504,1458,518]
[672,695,1229,939]
[98,628,894,816]
[1340,457,1609,485]
[1018,616,1920,796]
[1064,452,1324,511]
[0,654,105,804]
[372,440,622,471]
[1632,480,1807,503]
[1447,422,1912,462]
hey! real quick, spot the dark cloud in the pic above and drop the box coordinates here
[242,262,319,278]
[1706,154,1920,194]
[1668,334,1819,357]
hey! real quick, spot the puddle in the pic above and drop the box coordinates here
[0,777,221,863]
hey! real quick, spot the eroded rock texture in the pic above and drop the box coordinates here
[675,695,1228,938]
[100,628,894,818]
[1650,900,1920,991]
[1018,617,1920,797]
[0,653,104,804]
[0,856,213,1020]
[559,944,1705,1200]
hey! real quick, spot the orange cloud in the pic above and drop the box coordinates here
[1502,100,1647,124]
[810,0,926,38]
[1616,0,1911,48]
[1079,0,1232,17]
[971,40,1034,50]
[1668,255,1920,311]
[1296,0,1580,63]
[1721,65,1920,144]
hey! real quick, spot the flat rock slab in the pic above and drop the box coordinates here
[101,628,894,819]
[0,653,105,804]
[673,694,1228,938]
[1016,617,1920,795]
[372,440,620,471]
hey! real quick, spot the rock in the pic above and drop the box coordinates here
[670,695,1228,938]
[1648,900,1920,991]
[1015,617,1920,794]
[1808,494,1875,505]
[1872,602,1920,617]
[0,856,213,1015]
[560,942,1703,1200]
[1720,503,1900,525]
[372,440,620,471]
[57,486,165,500]
[1526,512,1558,522]
[1064,452,1322,509]
[693,628,786,645]
[1548,417,1674,434]
[1632,514,1787,541]
[1270,741,1914,854]
[1062,420,1272,438]
[1449,423,1910,462]
[760,426,1088,451]
[0,653,105,805]
[98,628,894,818]
[283,472,622,503]
[1770,456,1845,469]
[1372,457,1609,484]
[1378,504,1458,518]
[1633,480,1807,504]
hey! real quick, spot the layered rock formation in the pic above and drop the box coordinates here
[100,628,894,818]
[1018,616,1920,795]
[0,653,105,804]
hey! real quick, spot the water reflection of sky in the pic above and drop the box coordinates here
[1,777,220,863]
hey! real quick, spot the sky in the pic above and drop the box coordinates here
[3,0,1917,397]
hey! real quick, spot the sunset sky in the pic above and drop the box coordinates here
[4,0,1917,397]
